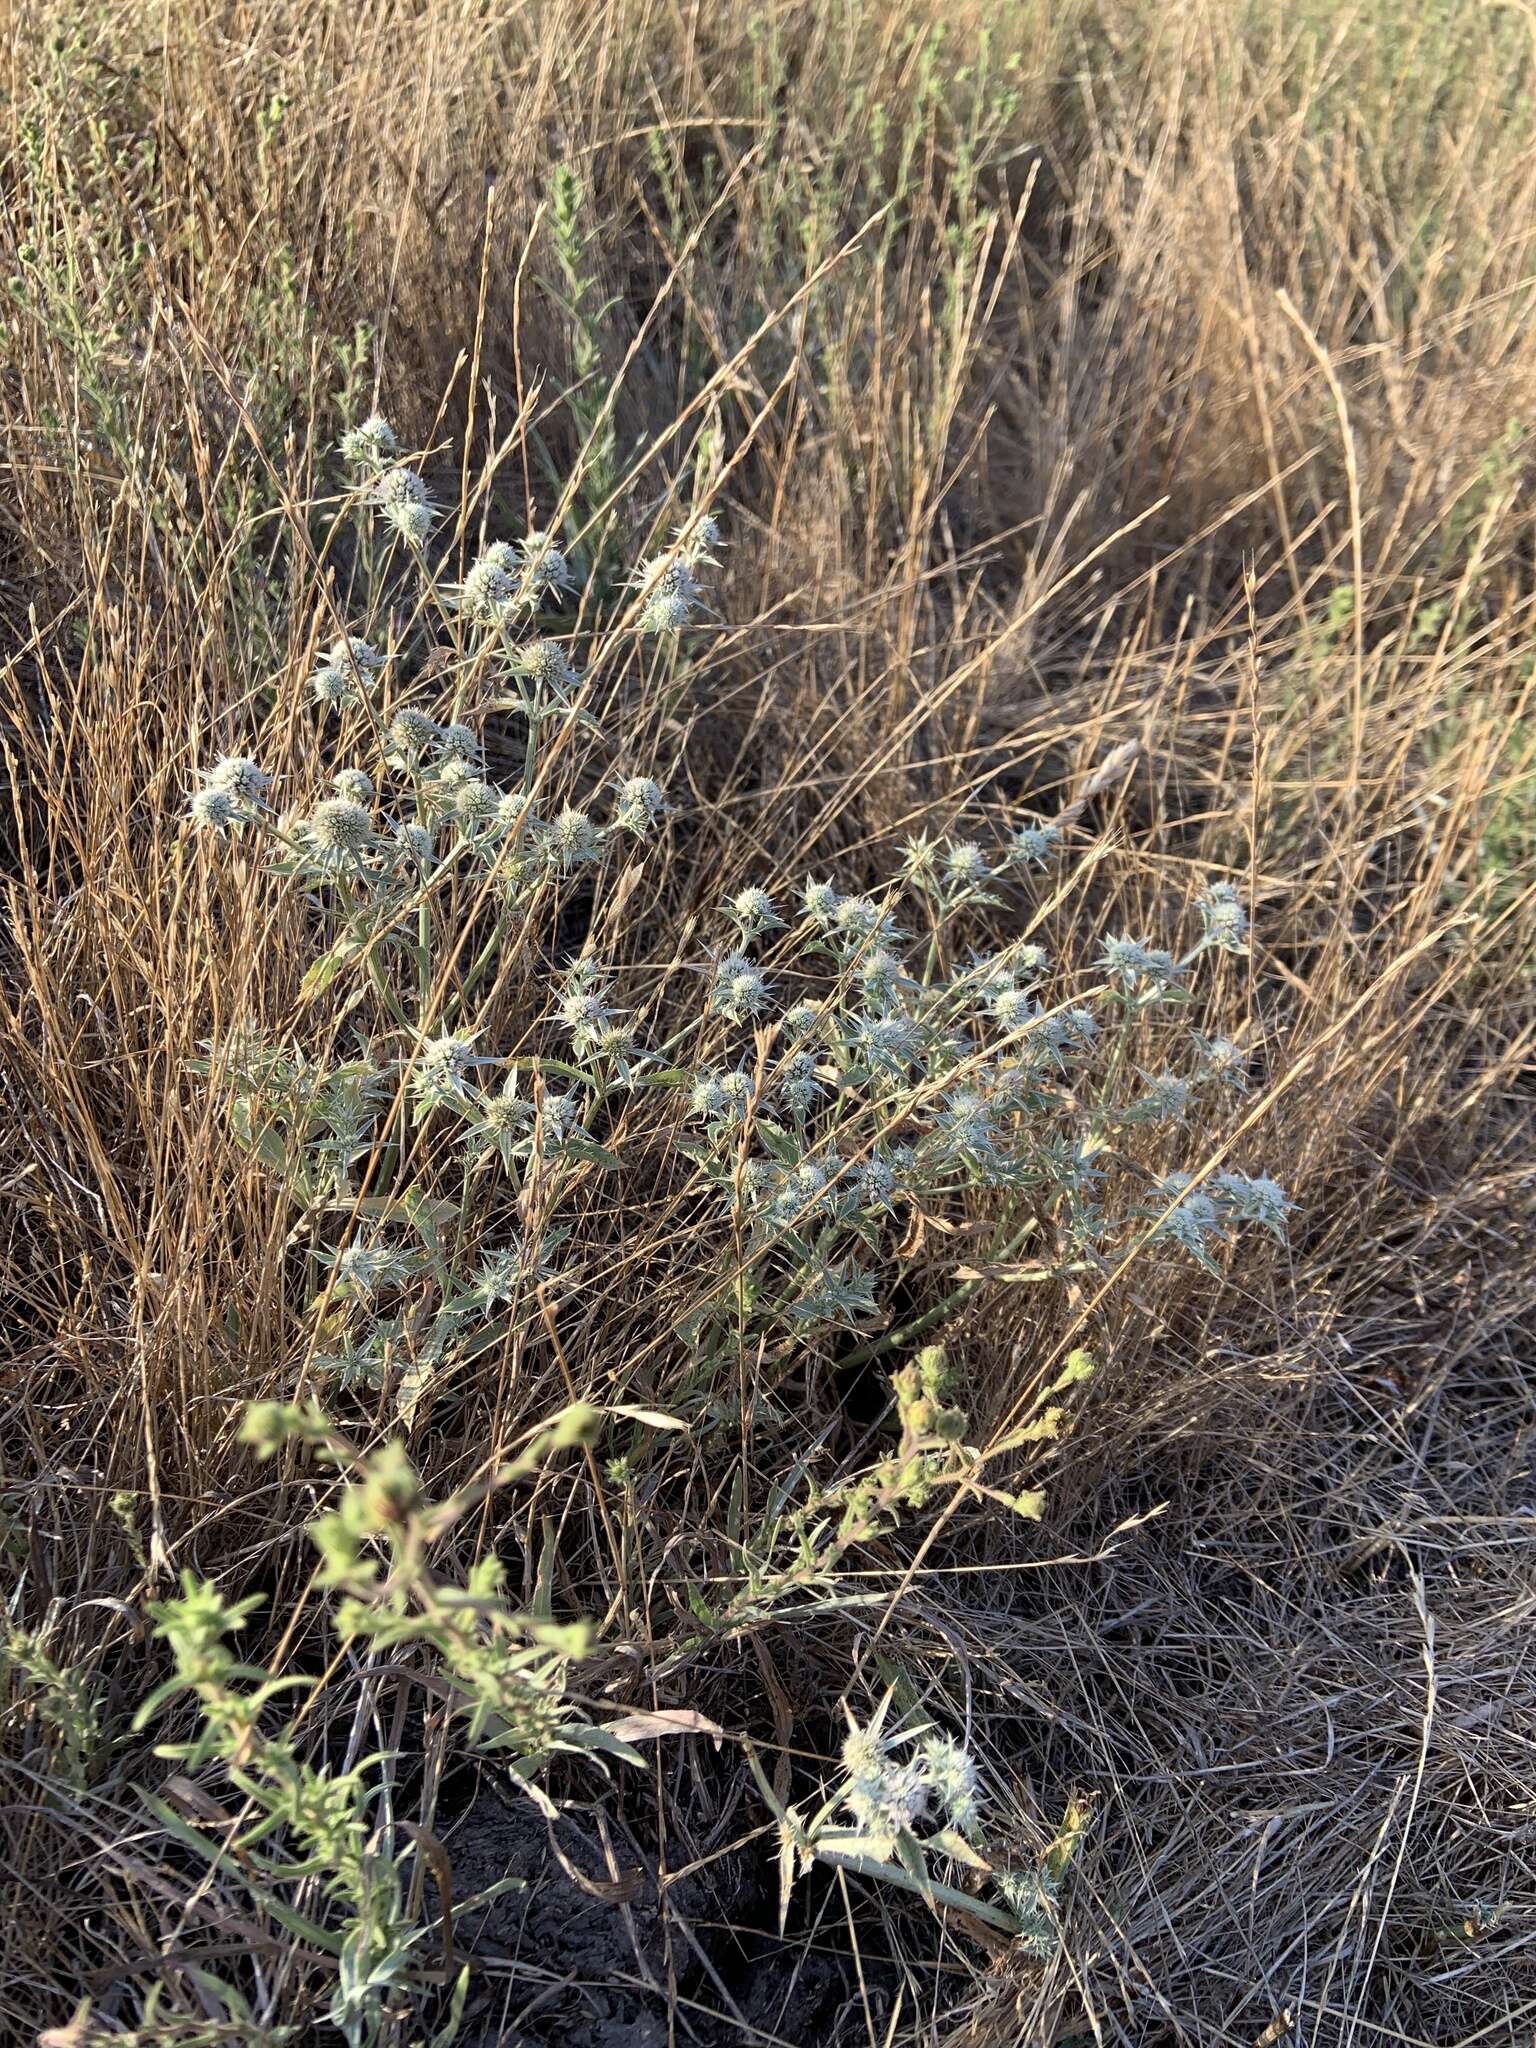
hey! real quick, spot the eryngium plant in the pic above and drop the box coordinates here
[187,411,1285,1426]
[171,409,1291,1994]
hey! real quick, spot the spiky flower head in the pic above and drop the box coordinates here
[923,1736,981,1837]
[376,465,436,544]
[310,634,384,712]
[989,983,1034,1032]
[510,638,580,698]
[803,877,841,926]
[189,785,240,834]
[899,833,942,885]
[832,894,891,943]
[853,1155,899,1212]
[414,1032,478,1101]
[454,778,503,832]
[1193,1032,1247,1090]
[712,952,772,1022]
[391,819,434,867]
[1197,880,1249,953]
[538,1090,579,1144]
[516,530,575,608]
[543,806,604,870]
[304,798,374,865]
[847,1011,922,1077]
[935,1085,1003,1160]
[384,708,440,765]
[1099,933,1179,986]
[776,1048,824,1117]
[729,885,782,938]
[333,1240,408,1299]
[675,511,722,565]
[203,754,271,804]
[435,722,481,771]
[453,542,521,626]
[339,413,397,469]
[691,1069,755,1124]
[1151,1179,1223,1260]
[781,1001,823,1040]
[556,968,625,1060]
[473,1076,533,1139]
[1009,818,1062,867]
[859,947,908,1009]
[1130,1071,1193,1125]
[1212,1170,1290,1239]
[612,775,668,835]
[474,1242,532,1304]
[943,840,993,888]
[633,552,703,633]
[688,1073,727,1119]
[332,767,374,806]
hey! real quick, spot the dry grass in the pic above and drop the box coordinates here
[2,0,1534,2042]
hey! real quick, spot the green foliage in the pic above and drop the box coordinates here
[2,1617,106,1790]
[127,1402,635,2045]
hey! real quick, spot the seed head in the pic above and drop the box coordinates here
[633,552,703,632]
[385,708,440,764]
[203,754,271,804]
[339,413,398,469]
[376,466,436,544]
[304,798,374,864]
[189,785,240,834]
[332,768,375,806]
[612,775,667,835]
[454,543,520,625]
[729,885,782,937]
